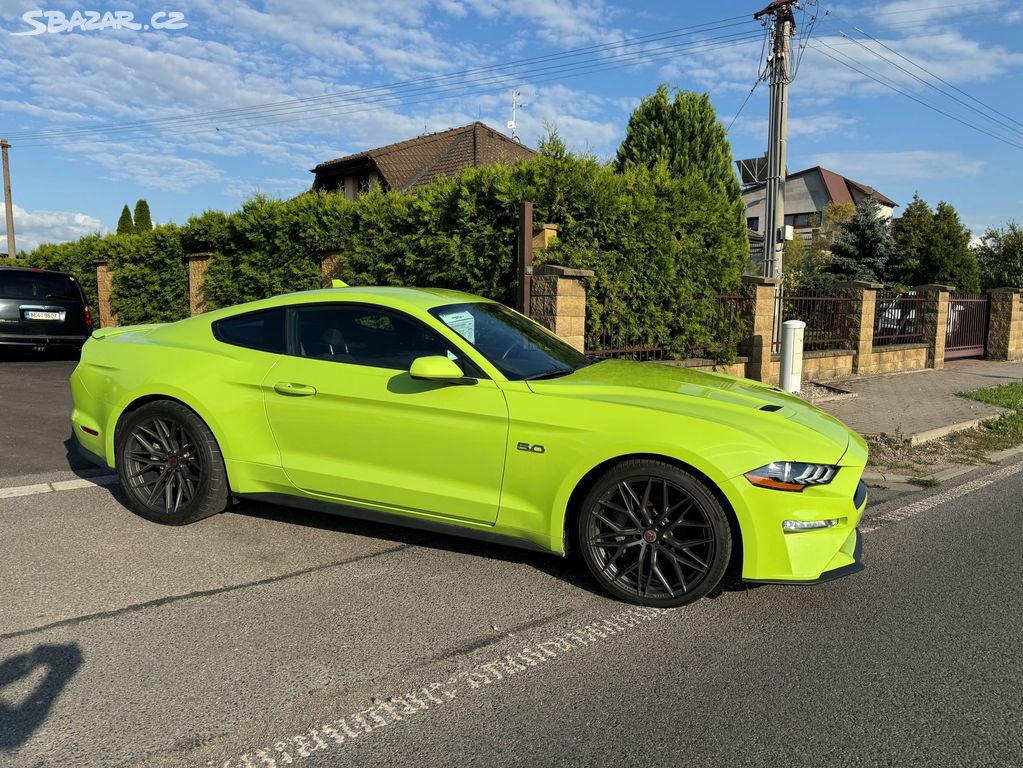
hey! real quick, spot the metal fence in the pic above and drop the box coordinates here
[946,292,989,359]
[586,295,750,362]
[772,292,854,353]
[873,291,925,347]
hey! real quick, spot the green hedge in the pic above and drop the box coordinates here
[17,147,749,358]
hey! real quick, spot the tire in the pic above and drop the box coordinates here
[577,460,732,608]
[115,400,230,525]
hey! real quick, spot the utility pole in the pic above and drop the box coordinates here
[1,138,15,258]
[754,0,796,280]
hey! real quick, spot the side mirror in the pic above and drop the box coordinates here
[409,355,476,384]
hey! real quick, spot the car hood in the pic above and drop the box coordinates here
[525,359,854,464]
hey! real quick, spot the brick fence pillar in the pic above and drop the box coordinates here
[838,280,882,374]
[530,264,593,352]
[95,259,117,328]
[987,287,1023,361]
[532,223,559,252]
[740,274,779,383]
[184,252,213,316]
[321,250,343,288]
[915,284,952,369]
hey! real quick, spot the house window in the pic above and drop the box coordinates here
[784,212,822,229]
[746,217,760,232]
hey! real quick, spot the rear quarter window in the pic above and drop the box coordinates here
[213,308,287,353]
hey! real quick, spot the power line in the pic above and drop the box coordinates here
[851,25,1023,134]
[809,40,1023,151]
[839,30,1023,141]
[7,15,756,144]
[13,30,767,148]
[726,80,763,133]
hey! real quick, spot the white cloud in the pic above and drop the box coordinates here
[867,0,1009,26]
[0,201,103,251]
[804,150,985,182]
[731,113,859,140]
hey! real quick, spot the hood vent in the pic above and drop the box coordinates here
[759,404,783,412]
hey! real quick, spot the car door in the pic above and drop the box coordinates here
[263,302,509,524]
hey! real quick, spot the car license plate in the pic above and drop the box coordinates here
[25,311,62,320]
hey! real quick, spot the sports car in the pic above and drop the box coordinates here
[70,285,867,607]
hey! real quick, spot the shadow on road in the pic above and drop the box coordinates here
[0,643,83,751]
[231,498,753,601]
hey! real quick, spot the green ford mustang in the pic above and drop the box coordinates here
[70,285,867,607]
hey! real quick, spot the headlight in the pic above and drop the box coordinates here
[744,462,838,492]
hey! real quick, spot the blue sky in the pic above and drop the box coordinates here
[0,0,1020,251]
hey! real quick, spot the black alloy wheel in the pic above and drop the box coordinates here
[116,400,229,525]
[578,460,731,607]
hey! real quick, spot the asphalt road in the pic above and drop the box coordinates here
[0,353,87,478]
[1,359,1020,767]
[1,459,1020,767]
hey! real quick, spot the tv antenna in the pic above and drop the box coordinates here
[507,90,525,141]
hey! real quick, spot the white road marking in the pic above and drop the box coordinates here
[0,475,117,499]
[0,483,52,499]
[50,475,120,491]
[207,607,668,768]
[860,459,1023,534]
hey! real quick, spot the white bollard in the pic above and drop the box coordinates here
[779,319,806,394]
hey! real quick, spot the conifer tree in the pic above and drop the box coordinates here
[892,193,933,284]
[133,199,153,233]
[615,84,740,197]
[116,204,133,234]
[822,199,893,284]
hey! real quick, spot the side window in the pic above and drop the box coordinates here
[292,304,458,371]
[213,309,287,353]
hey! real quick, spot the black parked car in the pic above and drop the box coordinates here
[0,267,93,352]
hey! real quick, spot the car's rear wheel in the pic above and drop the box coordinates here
[577,460,732,608]
[115,400,229,525]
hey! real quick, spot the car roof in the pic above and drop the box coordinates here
[0,266,74,277]
[202,285,494,322]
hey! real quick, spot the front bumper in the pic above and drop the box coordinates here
[744,527,863,585]
[724,454,869,584]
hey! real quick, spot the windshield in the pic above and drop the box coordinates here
[0,270,81,301]
[430,302,591,381]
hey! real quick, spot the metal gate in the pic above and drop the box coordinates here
[945,293,989,359]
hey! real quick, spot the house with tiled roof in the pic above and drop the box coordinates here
[741,165,898,238]
[311,122,536,199]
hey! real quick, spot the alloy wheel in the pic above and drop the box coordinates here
[583,476,716,600]
[123,416,202,515]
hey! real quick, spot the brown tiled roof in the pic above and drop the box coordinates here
[312,122,535,192]
[743,165,897,208]
[800,166,897,208]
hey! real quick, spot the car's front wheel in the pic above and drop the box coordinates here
[115,400,229,525]
[577,460,732,607]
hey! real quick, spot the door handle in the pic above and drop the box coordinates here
[273,382,317,397]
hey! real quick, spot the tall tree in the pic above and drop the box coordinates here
[116,204,133,235]
[613,84,747,295]
[133,199,153,233]
[614,85,741,196]
[821,198,894,284]
[976,222,1023,290]
[892,193,933,284]
[920,201,979,292]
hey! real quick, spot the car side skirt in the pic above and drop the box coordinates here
[235,492,555,557]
